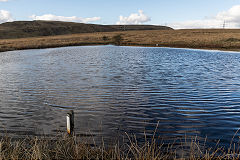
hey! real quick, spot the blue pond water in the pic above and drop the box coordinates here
[0,45,240,147]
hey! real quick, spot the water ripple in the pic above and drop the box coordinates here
[1,46,240,146]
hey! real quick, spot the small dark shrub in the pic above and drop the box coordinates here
[102,36,109,41]
[112,34,123,45]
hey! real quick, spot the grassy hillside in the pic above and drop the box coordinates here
[0,21,173,39]
[1,29,240,52]
[0,29,240,52]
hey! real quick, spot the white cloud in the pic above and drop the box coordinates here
[116,10,151,25]
[30,14,101,23]
[170,5,240,29]
[0,0,9,2]
[216,5,240,27]
[0,10,13,24]
[170,19,224,29]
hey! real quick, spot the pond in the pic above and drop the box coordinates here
[0,45,240,147]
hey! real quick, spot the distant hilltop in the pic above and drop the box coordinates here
[0,21,173,39]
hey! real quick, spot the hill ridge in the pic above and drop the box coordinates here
[0,20,173,39]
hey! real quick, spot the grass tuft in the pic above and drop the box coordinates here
[0,132,240,159]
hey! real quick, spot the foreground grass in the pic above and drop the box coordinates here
[1,29,240,52]
[1,133,240,160]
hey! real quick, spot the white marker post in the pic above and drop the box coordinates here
[66,110,74,135]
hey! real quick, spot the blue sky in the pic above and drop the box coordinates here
[1,0,240,28]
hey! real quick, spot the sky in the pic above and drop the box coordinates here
[1,0,240,29]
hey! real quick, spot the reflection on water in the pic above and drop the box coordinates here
[1,45,240,146]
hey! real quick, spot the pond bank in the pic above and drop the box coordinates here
[1,29,240,53]
[0,133,239,160]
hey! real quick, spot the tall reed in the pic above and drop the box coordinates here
[1,130,240,160]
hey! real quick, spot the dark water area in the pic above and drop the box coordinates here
[1,45,240,147]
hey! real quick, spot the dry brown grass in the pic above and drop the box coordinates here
[1,29,240,52]
[0,132,240,160]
